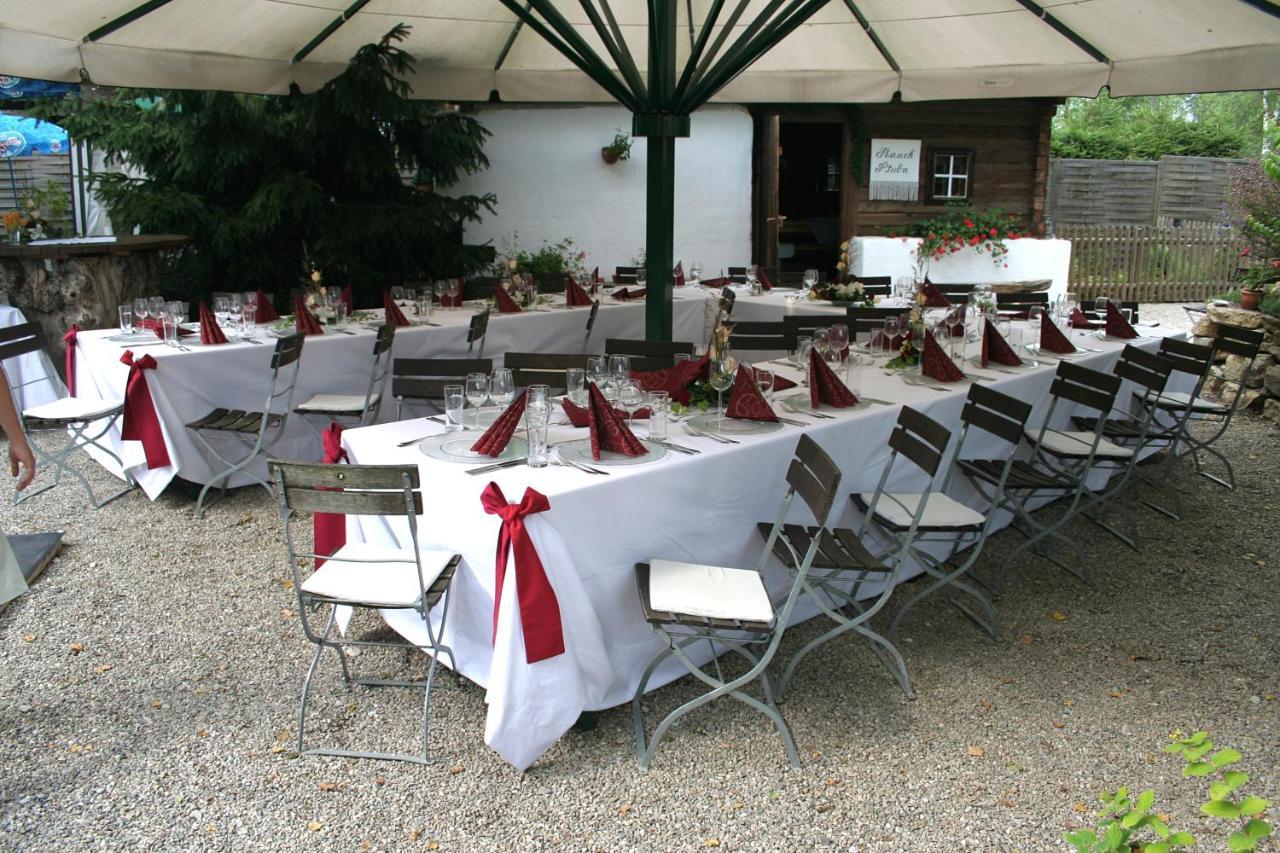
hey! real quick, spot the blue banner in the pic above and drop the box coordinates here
[0,114,69,158]
[0,75,79,100]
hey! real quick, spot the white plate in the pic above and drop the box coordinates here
[900,370,973,388]
[557,437,667,467]
[1024,343,1076,359]
[968,353,1029,370]
[418,432,527,464]
[688,411,784,436]
[106,332,161,343]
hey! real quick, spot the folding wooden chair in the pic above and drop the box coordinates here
[729,321,795,356]
[294,323,394,436]
[186,333,304,518]
[3,323,134,508]
[604,338,695,362]
[632,434,841,770]
[504,352,592,390]
[614,266,639,284]
[269,460,460,764]
[582,300,600,352]
[466,309,490,359]
[726,266,748,283]
[391,357,492,418]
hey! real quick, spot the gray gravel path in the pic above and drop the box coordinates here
[3,306,1277,851]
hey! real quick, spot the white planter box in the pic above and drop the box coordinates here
[849,236,1072,300]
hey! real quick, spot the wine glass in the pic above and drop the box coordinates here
[754,367,775,403]
[434,280,449,307]
[608,354,631,383]
[587,355,608,392]
[148,296,165,321]
[489,368,514,409]
[690,261,702,284]
[708,360,735,430]
[812,327,832,358]
[619,378,644,427]
[802,268,819,291]
[465,372,488,429]
[214,296,230,328]
[390,286,405,302]
[133,297,149,328]
[829,323,849,360]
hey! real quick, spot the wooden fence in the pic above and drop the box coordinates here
[1057,221,1242,303]
[1047,155,1247,226]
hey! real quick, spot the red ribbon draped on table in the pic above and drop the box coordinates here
[313,422,348,568]
[63,324,79,397]
[119,350,171,469]
[480,482,565,664]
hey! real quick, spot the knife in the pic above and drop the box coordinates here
[465,457,527,475]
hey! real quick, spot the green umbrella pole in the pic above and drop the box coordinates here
[634,114,689,342]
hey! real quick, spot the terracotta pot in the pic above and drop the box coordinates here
[601,147,620,165]
[1240,289,1263,311]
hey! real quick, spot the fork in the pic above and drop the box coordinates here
[684,424,738,445]
[554,454,608,475]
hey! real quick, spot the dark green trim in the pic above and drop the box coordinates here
[293,0,373,64]
[85,0,177,42]
[842,0,899,73]
[644,135,677,341]
[1013,0,1109,63]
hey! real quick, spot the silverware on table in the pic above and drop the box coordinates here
[555,453,608,475]
[657,441,699,455]
[465,457,527,475]
[860,398,892,406]
[775,415,807,427]
[683,424,739,445]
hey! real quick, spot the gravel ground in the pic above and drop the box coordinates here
[2,305,1278,852]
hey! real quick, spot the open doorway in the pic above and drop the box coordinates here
[777,121,843,280]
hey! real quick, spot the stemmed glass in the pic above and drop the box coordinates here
[829,323,849,362]
[433,280,449,308]
[708,359,735,430]
[587,355,608,388]
[755,367,775,403]
[148,296,165,323]
[619,378,644,428]
[565,368,587,406]
[446,278,462,306]
[214,296,230,328]
[390,286,405,302]
[802,269,819,292]
[812,327,832,359]
[689,261,702,284]
[490,368,514,410]
[465,372,488,429]
[608,354,631,385]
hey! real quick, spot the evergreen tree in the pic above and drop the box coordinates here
[36,25,495,309]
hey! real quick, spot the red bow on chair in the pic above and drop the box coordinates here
[63,324,79,397]
[480,482,565,664]
[313,422,349,568]
[119,350,171,469]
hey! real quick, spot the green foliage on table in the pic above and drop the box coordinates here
[32,24,496,312]
[514,237,585,278]
[1051,90,1266,159]
[1064,730,1273,853]
[893,205,1022,266]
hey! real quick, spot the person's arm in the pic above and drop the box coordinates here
[0,366,35,490]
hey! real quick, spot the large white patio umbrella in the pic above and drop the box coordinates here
[4,0,1280,339]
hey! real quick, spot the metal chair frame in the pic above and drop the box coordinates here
[2,323,135,508]
[466,309,490,359]
[632,434,840,770]
[187,333,304,517]
[581,299,601,353]
[270,460,459,764]
[295,323,395,437]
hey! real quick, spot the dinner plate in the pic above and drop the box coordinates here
[900,370,973,388]
[967,353,1037,370]
[1024,343,1076,359]
[418,432,527,464]
[688,411,784,436]
[106,332,162,343]
[557,438,668,467]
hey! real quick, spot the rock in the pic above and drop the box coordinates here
[1263,398,1280,423]
[1206,305,1268,331]
[1222,353,1274,389]
[1191,317,1218,339]
[1240,388,1268,412]
[1267,365,1280,399]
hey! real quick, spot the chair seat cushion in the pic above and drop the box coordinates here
[296,392,379,414]
[1143,390,1227,414]
[1027,428,1133,459]
[301,543,455,608]
[858,492,986,529]
[23,396,122,422]
[647,558,773,623]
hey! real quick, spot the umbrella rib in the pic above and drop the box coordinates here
[842,0,900,73]
[585,0,648,102]
[494,3,530,72]
[85,0,177,43]
[1013,0,1109,64]
[1236,0,1280,20]
[672,0,727,106]
[293,0,374,64]
[682,0,754,101]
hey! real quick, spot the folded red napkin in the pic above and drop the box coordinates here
[293,295,324,336]
[1069,307,1100,329]
[493,285,522,314]
[254,290,279,323]
[198,301,228,345]
[674,261,685,288]
[612,287,646,301]
[631,355,708,405]
[565,278,593,306]
[726,364,779,421]
[382,290,411,326]
[772,374,798,392]
[982,318,1023,367]
[754,265,774,291]
[136,317,195,338]
[341,285,354,312]
[1105,302,1138,339]
[587,382,647,460]
[920,282,951,307]
[808,347,859,409]
[1039,313,1077,354]
[561,398,648,427]
[922,330,966,382]
[470,389,528,456]
[701,276,729,288]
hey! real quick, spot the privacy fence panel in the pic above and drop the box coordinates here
[1057,221,1243,303]
[1048,155,1248,226]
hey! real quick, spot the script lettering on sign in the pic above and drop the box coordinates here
[869,139,921,202]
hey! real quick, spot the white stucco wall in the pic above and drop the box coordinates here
[450,105,753,276]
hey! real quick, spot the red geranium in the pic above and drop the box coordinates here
[963,218,975,229]
[968,235,980,246]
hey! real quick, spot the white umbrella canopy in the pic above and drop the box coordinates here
[3,0,1279,103]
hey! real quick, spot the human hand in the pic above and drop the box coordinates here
[9,439,35,491]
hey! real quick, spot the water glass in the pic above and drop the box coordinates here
[565,368,586,406]
[417,292,432,321]
[647,391,670,442]
[527,384,551,408]
[465,372,489,429]
[214,296,230,327]
[689,261,702,283]
[443,384,465,432]
[390,286,405,302]
[845,353,864,397]
[793,335,813,369]
[525,401,550,468]
[754,367,775,402]
[118,305,133,334]
[162,311,180,347]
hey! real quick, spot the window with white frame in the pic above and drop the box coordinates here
[930,149,972,201]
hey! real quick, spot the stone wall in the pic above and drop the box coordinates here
[1192,305,1280,423]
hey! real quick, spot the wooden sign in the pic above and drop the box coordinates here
[869,138,921,202]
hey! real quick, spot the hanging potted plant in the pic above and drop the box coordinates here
[601,128,632,165]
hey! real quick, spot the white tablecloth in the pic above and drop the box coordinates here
[0,305,65,412]
[71,292,709,498]
[341,323,1186,769]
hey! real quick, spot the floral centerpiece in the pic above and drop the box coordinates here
[883,294,927,370]
[3,210,21,244]
[303,268,338,323]
[672,319,736,413]
[810,240,878,305]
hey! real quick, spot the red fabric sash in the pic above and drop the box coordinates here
[480,482,565,664]
[119,350,171,469]
[63,324,79,397]
[313,422,348,568]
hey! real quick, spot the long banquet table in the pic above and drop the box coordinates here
[339,321,1189,769]
[69,290,710,497]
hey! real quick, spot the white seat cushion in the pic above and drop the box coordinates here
[860,492,986,529]
[302,543,453,607]
[649,559,774,623]
[296,392,378,413]
[1143,390,1227,414]
[1027,428,1133,459]
[23,396,122,421]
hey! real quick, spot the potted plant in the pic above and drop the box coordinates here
[601,129,632,165]
[1239,259,1279,311]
